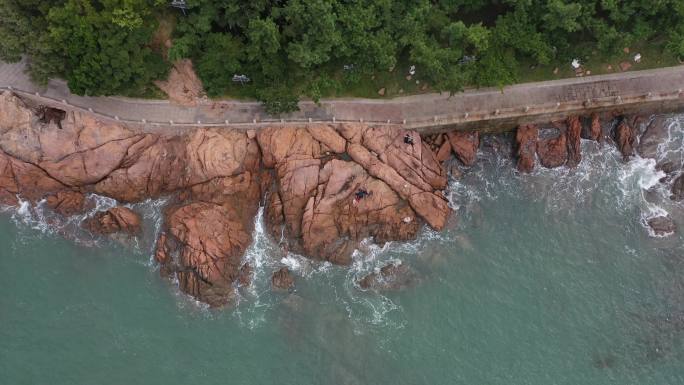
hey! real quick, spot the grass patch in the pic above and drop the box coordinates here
[516,39,680,83]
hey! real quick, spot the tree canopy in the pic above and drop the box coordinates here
[1,0,683,112]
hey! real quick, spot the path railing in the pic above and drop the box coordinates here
[3,83,684,131]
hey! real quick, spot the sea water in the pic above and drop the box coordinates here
[2,115,684,385]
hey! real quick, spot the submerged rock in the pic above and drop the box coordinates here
[272,267,295,290]
[85,207,141,235]
[646,216,676,237]
[357,262,417,291]
[515,125,537,173]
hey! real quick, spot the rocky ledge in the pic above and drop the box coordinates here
[0,91,450,307]
[2,90,678,306]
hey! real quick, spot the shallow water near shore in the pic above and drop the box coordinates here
[3,115,684,384]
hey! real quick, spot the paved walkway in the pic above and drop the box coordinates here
[2,58,684,130]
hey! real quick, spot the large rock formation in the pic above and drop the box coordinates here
[515,125,538,173]
[0,91,451,307]
[447,131,479,166]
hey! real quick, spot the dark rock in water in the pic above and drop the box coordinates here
[447,131,479,166]
[272,267,295,290]
[580,114,602,142]
[357,262,417,291]
[515,125,538,173]
[647,216,676,236]
[671,174,684,201]
[566,116,582,167]
[237,263,252,287]
[85,206,141,235]
[638,117,668,160]
[45,190,86,216]
[536,129,567,168]
[614,119,636,159]
[592,354,616,369]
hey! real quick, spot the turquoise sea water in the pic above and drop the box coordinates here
[3,115,684,385]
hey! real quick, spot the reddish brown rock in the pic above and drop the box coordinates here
[301,160,418,265]
[272,267,295,290]
[447,131,479,166]
[45,190,86,216]
[154,232,170,264]
[566,116,582,168]
[537,131,567,168]
[590,113,602,142]
[257,126,322,239]
[357,262,417,291]
[515,125,538,173]
[237,263,253,287]
[361,126,447,192]
[0,142,67,206]
[614,119,636,159]
[435,138,452,162]
[346,142,449,230]
[166,202,252,307]
[306,124,347,154]
[85,207,142,235]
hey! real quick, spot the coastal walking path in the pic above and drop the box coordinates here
[1,59,684,131]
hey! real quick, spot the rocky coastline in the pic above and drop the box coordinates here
[0,90,679,307]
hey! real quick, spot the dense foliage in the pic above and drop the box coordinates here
[1,0,683,112]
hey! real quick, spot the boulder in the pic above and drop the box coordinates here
[357,262,417,291]
[85,207,142,235]
[515,125,537,173]
[45,190,86,216]
[614,119,636,159]
[638,117,668,160]
[435,140,452,163]
[165,202,252,307]
[671,174,684,201]
[647,216,676,236]
[447,131,479,166]
[566,116,582,167]
[272,267,295,290]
